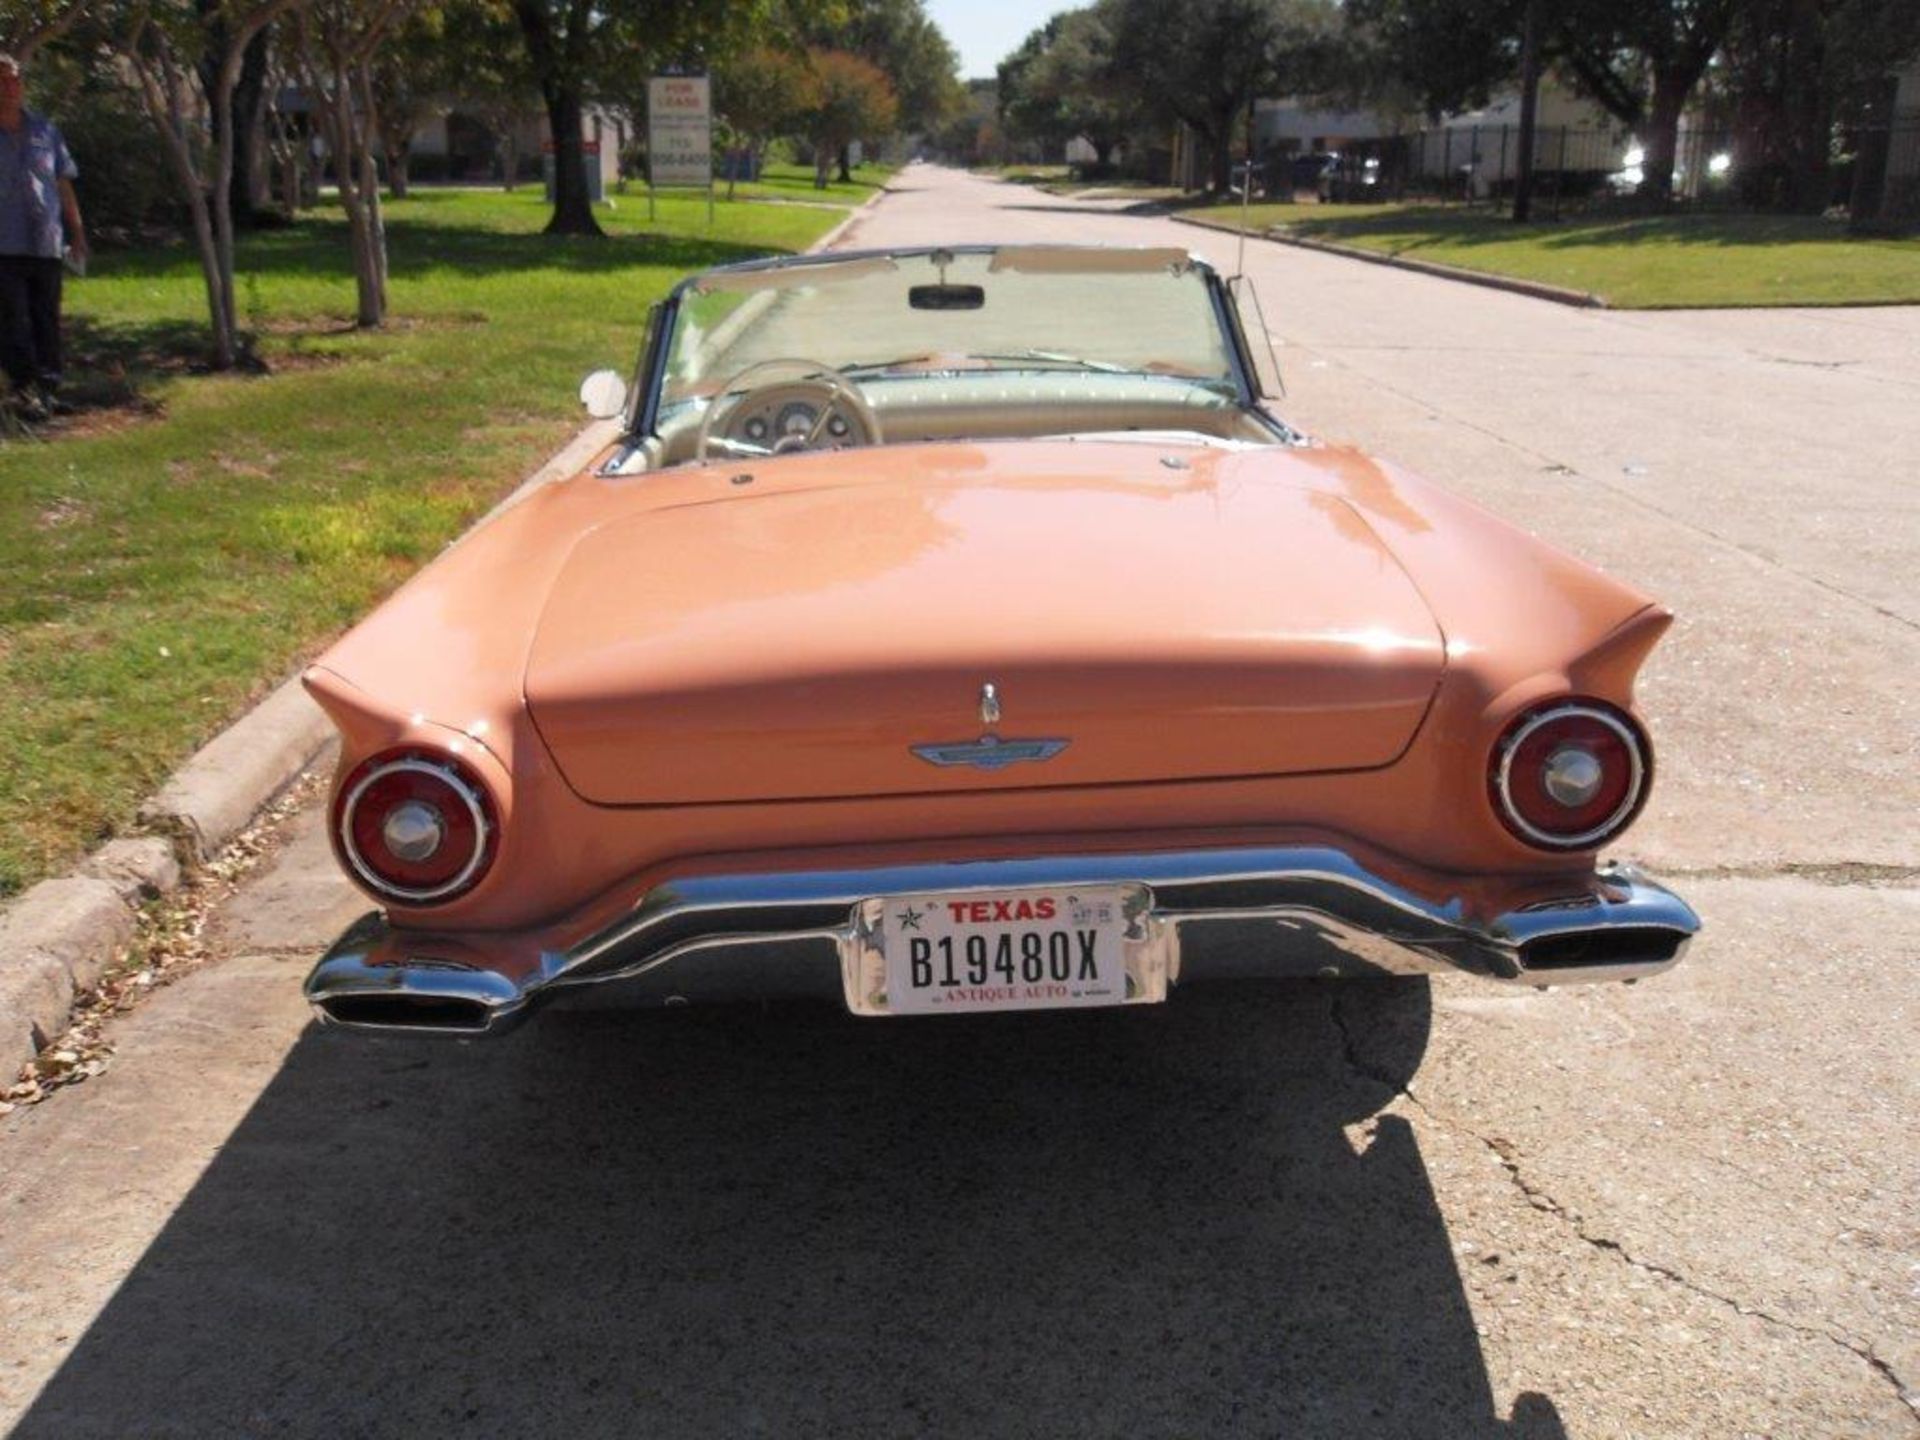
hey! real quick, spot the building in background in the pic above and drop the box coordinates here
[409,107,625,193]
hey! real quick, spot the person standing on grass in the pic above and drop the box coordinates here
[0,51,86,419]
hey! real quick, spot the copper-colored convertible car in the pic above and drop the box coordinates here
[303,244,1698,1036]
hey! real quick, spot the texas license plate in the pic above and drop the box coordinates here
[878,886,1133,1015]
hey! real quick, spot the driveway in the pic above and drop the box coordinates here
[1,167,1914,1439]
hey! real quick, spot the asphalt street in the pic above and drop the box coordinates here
[2,167,1915,1438]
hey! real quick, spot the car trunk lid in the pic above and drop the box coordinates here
[526,453,1445,804]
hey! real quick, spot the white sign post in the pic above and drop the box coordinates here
[647,74,714,225]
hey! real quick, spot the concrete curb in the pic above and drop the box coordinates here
[1,185,891,1079]
[1164,212,1607,309]
[139,678,334,866]
[813,182,893,253]
[0,418,620,1078]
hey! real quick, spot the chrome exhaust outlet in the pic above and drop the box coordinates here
[307,915,538,1036]
[1502,867,1696,985]
[314,991,500,1034]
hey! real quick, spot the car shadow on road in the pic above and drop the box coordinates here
[14,981,1565,1439]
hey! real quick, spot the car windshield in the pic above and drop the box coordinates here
[658,247,1240,413]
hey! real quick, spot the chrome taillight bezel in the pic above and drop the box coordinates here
[1492,701,1649,851]
[336,752,496,904]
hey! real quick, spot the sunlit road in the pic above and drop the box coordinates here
[2,168,1915,1438]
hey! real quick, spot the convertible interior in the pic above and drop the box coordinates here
[639,372,1282,468]
[607,245,1293,472]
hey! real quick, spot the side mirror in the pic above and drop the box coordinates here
[1227,275,1285,399]
[579,369,629,419]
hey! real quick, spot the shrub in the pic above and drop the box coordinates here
[27,47,186,245]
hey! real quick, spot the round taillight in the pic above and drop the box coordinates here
[1491,701,1649,850]
[335,750,497,904]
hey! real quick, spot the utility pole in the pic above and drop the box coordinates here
[1512,0,1542,222]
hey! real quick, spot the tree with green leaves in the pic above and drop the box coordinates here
[926,76,1003,166]
[803,0,960,175]
[1555,0,1737,204]
[1721,0,1920,212]
[366,4,454,198]
[713,43,812,197]
[93,0,304,367]
[435,0,538,189]
[998,3,1130,173]
[0,0,96,60]
[510,0,758,235]
[1109,0,1337,193]
[1340,0,1522,117]
[813,0,957,133]
[290,0,419,327]
[1346,0,1743,204]
[800,48,895,187]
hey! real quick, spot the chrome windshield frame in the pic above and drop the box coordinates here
[625,244,1290,447]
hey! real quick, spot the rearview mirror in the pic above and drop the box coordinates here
[579,369,628,419]
[909,284,985,311]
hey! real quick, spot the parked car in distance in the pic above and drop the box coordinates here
[302,244,1698,1037]
[1322,153,1384,202]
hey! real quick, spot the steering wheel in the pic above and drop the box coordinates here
[694,357,883,463]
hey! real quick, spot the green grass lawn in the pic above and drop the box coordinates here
[988,166,1188,202]
[991,164,1073,186]
[721,160,894,206]
[1179,201,1920,307]
[0,188,844,898]
[1040,180,1189,202]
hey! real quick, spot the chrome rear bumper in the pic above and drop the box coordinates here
[305,847,1699,1037]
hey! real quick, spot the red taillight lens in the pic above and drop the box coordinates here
[1491,701,1649,851]
[334,750,497,904]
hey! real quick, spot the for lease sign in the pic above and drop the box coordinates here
[648,75,711,187]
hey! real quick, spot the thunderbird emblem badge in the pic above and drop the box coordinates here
[913,681,1068,771]
[911,735,1070,770]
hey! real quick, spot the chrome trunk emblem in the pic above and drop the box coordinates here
[911,736,1070,771]
[911,682,1065,770]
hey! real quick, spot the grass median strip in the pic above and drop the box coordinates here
[1181,202,1920,308]
[0,184,862,900]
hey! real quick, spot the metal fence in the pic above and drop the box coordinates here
[1857,117,1920,226]
[1269,117,1920,227]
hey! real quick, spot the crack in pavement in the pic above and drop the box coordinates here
[1324,989,1920,1427]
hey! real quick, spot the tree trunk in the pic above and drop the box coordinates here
[304,45,387,329]
[1208,124,1232,195]
[837,143,852,182]
[1511,0,1541,222]
[1777,0,1831,213]
[354,64,389,323]
[1638,68,1690,205]
[502,131,519,191]
[387,146,411,199]
[276,129,302,213]
[541,85,602,235]
[228,30,270,226]
[214,120,239,344]
[186,185,233,369]
[131,56,235,368]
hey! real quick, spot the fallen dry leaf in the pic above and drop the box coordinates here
[2,766,326,1111]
